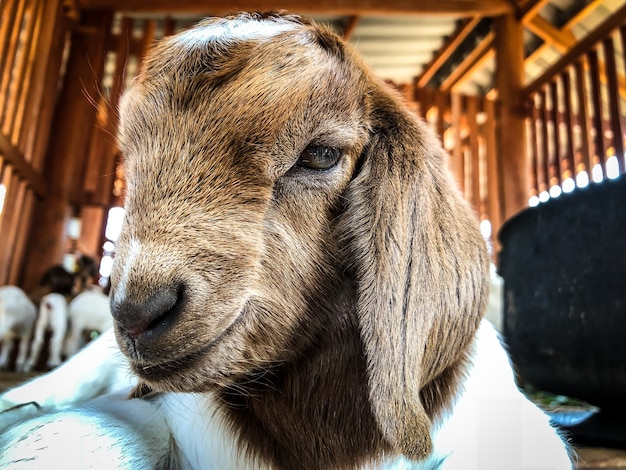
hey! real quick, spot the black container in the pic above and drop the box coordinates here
[498,175,626,410]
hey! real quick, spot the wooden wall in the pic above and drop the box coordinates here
[1,6,625,289]
[523,10,626,204]
[413,88,503,246]
[0,0,68,286]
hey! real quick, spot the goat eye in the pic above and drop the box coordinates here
[297,145,340,170]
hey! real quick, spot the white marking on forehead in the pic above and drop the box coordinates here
[112,237,142,304]
[175,20,298,47]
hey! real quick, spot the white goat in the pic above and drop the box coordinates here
[23,293,69,372]
[0,13,572,469]
[0,286,37,372]
[63,290,113,358]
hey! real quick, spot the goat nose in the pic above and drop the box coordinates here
[111,284,183,339]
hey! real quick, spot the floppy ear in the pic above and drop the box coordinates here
[343,87,489,460]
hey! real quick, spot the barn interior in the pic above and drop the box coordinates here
[0,0,625,467]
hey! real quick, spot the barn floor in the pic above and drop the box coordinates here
[1,371,625,469]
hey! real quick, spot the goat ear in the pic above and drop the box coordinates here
[343,88,489,460]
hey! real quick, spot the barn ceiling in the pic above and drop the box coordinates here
[78,0,625,97]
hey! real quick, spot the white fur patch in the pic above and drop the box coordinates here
[175,19,297,47]
[113,237,142,305]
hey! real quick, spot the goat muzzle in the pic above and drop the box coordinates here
[111,283,185,341]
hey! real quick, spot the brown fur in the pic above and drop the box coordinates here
[112,13,489,470]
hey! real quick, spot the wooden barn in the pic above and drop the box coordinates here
[1,0,624,290]
[1,0,625,467]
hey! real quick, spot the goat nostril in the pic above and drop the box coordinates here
[112,284,184,339]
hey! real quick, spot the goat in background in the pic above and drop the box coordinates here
[0,13,572,469]
[0,286,36,372]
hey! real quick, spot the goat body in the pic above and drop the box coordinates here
[63,290,113,357]
[0,13,572,469]
[24,292,69,372]
[0,286,36,371]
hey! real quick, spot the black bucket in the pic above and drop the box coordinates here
[498,175,626,410]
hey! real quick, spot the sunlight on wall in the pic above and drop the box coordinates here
[480,219,492,240]
[0,184,5,214]
[105,207,125,242]
[529,155,624,207]
[99,207,126,283]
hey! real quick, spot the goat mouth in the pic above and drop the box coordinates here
[125,304,249,388]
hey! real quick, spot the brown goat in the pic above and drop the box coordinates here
[0,13,571,470]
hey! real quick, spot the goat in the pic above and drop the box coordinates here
[0,286,37,372]
[23,293,69,372]
[0,13,572,469]
[63,290,113,358]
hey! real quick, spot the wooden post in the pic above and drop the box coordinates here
[493,13,527,223]
[20,10,112,291]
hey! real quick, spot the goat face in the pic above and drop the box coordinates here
[113,14,370,390]
[111,13,488,461]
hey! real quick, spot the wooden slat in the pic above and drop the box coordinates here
[163,17,176,36]
[0,172,25,284]
[341,15,360,40]
[76,0,514,16]
[139,19,157,58]
[587,48,605,170]
[484,98,502,246]
[0,133,45,195]
[549,80,561,185]
[435,90,447,145]
[621,25,626,76]
[83,16,132,199]
[93,17,133,205]
[27,4,68,173]
[560,70,576,177]
[18,0,63,156]
[0,0,27,123]
[524,2,626,96]
[573,58,593,174]
[539,90,551,192]
[2,0,40,136]
[450,92,464,191]
[528,99,539,195]
[0,0,19,87]
[466,95,480,211]
[602,36,625,175]
[8,187,34,284]
[8,0,44,143]
[416,15,481,87]
[0,164,10,236]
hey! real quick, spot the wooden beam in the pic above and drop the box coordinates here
[341,15,360,40]
[0,133,45,195]
[76,0,514,16]
[526,14,575,52]
[440,0,547,91]
[440,32,493,91]
[494,13,526,220]
[449,0,611,93]
[524,0,601,64]
[518,0,551,25]
[524,2,626,96]
[484,98,502,250]
[416,15,481,87]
